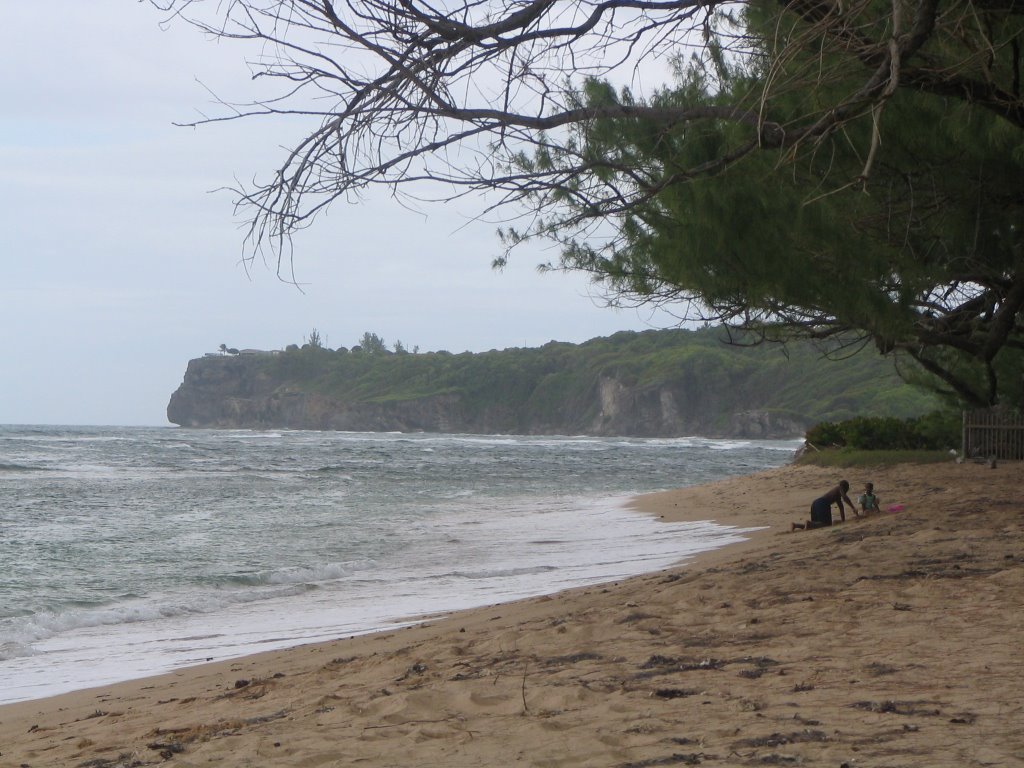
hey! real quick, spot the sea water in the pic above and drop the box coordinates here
[0,425,799,704]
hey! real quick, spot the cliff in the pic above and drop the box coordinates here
[167,329,937,437]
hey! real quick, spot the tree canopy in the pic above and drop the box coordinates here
[151,0,1024,406]
[359,331,389,354]
[524,4,1024,407]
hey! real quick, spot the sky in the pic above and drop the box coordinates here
[0,2,678,427]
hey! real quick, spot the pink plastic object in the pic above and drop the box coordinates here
[887,504,905,513]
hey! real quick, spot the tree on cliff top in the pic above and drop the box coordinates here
[359,332,388,355]
[149,0,1024,406]
[306,328,324,349]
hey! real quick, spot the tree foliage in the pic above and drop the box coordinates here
[149,0,1024,406]
[359,331,388,354]
[806,412,960,450]
[519,3,1024,408]
[306,327,324,349]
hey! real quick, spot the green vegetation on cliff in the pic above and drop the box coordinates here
[170,328,940,436]
[290,329,931,414]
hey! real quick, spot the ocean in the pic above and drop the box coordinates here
[0,425,799,704]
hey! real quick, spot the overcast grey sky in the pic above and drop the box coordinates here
[1,2,675,426]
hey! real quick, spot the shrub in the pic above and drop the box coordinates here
[805,421,846,448]
[912,410,961,449]
[805,411,960,451]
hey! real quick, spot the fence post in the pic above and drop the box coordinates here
[961,409,967,458]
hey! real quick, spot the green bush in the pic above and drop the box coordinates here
[805,411,960,450]
[913,410,962,448]
[805,421,846,447]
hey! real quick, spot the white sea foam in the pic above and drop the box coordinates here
[0,426,797,704]
[2,505,755,703]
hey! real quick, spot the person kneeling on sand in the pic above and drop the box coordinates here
[859,482,881,515]
[792,480,857,531]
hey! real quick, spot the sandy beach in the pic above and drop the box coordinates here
[1,460,1021,767]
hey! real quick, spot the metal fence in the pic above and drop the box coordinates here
[962,409,1024,461]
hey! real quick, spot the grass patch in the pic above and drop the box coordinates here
[797,449,952,468]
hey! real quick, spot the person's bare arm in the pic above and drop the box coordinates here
[842,492,858,519]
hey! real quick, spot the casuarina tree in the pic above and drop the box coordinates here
[149,0,1024,406]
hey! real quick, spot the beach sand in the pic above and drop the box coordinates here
[1,460,1022,767]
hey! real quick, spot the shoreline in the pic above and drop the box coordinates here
[2,460,1022,766]
[0,485,758,708]
[1,427,797,708]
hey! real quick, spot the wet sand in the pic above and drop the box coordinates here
[1,460,1021,767]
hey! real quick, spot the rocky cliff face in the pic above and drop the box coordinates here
[167,356,807,438]
[168,357,464,432]
[585,375,804,438]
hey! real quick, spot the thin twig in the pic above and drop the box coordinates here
[521,662,530,714]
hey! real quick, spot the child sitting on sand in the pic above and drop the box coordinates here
[859,482,881,515]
